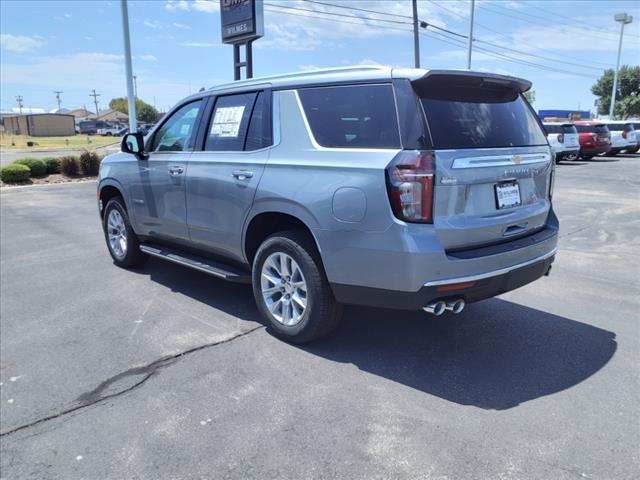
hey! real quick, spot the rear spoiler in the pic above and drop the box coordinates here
[406,69,532,93]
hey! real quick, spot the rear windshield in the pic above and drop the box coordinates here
[418,83,547,149]
[544,124,562,134]
[606,123,633,132]
[575,124,609,134]
[563,124,578,134]
[298,84,400,149]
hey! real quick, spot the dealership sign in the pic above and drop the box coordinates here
[220,0,264,44]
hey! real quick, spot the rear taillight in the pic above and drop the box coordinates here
[549,162,555,200]
[386,150,435,223]
[623,130,628,139]
[557,133,564,143]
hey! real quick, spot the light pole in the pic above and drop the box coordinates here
[467,0,475,69]
[121,0,137,132]
[609,13,633,119]
[412,0,420,68]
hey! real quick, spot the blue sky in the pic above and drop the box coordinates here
[1,0,639,114]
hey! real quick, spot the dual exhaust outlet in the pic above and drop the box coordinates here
[423,299,466,316]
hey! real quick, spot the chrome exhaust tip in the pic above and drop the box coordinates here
[445,299,466,314]
[424,301,446,316]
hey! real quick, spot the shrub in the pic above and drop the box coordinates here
[13,158,47,177]
[0,164,31,183]
[79,150,102,176]
[60,156,79,176]
[41,157,61,174]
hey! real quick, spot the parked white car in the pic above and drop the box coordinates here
[543,122,580,162]
[604,121,638,155]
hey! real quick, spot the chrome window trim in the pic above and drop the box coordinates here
[292,88,403,154]
[424,248,557,287]
[451,152,551,169]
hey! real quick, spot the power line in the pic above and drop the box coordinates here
[429,0,615,68]
[265,2,602,78]
[303,0,412,20]
[263,6,411,32]
[422,29,599,78]
[264,2,411,26]
[494,1,640,39]
[476,3,629,43]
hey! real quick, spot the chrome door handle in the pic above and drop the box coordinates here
[232,170,253,180]
[168,166,184,175]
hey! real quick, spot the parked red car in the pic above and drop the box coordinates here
[574,121,612,159]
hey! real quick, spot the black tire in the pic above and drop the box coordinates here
[102,197,147,268]
[252,230,342,343]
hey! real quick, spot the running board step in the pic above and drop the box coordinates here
[139,244,251,283]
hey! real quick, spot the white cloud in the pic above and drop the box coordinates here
[1,53,124,90]
[54,13,72,20]
[139,54,158,62]
[143,19,163,30]
[179,42,217,48]
[173,22,190,29]
[165,0,218,13]
[84,36,94,41]
[0,34,46,52]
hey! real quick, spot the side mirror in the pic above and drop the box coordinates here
[121,132,148,160]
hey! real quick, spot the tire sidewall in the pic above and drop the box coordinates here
[252,235,321,339]
[103,197,138,267]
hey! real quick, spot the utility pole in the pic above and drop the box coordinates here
[15,95,23,114]
[54,91,63,111]
[90,89,101,118]
[120,0,137,132]
[467,0,475,69]
[412,0,420,68]
[610,13,633,119]
[133,75,138,99]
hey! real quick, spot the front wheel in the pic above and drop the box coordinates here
[103,197,147,268]
[252,231,342,343]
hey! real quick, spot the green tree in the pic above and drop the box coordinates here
[108,97,159,122]
[523,90,536,105]
[591,65,640,118]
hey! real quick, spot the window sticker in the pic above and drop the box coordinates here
[211,105,245,137]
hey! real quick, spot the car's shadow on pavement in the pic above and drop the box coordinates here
[557,161,588,166]
[301,299,617,410]
[136,260,617,411]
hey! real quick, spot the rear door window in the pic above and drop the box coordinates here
[417,81,547,149]
[205,93,256,151]
[298,84,400,149]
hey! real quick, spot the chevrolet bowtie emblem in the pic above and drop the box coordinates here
[513,155,523,164]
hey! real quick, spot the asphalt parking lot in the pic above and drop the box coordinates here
[1,154,639,479]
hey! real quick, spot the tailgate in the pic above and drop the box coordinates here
[433,146,552,250]
[412,71,552,250]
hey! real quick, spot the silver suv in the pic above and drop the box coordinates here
[98,66,558,343]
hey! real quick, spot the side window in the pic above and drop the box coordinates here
[151,100,202,152]
[205,93,256,151]
[298,84,400,149]
[245,91,272,151]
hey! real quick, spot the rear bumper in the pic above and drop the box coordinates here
[580,144,611,155]
[317,209,559,305]
[332,250,555,310]
[557,149,579,159]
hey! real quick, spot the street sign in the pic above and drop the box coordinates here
[221,0,263,44]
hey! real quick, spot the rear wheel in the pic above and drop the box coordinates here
[252,230,342,343]
[103,197,147,268]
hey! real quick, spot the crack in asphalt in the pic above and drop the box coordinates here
[0,326,264,438]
